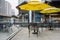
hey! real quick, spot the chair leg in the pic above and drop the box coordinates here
[34,26,35,32]
[29,29,30,37]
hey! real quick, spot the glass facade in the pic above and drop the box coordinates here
[35,13,41,22]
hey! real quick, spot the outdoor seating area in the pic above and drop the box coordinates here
[0,0,60,40]
[11,27,60,40]
[27,21,60,37]
[16,0,60,37]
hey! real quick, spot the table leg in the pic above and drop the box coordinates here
[37,26,39,37]
[49,24,53,30]
[28,25,30,37]
[32,26,38,34]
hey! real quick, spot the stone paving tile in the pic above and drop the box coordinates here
[0,32,9,40]
[11,28,60,40]
[0,25,21,40]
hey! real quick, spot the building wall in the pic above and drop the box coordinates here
[0,0,6,15]
[0,0,16,23]
[0,0,13,16]
[51,0,60,1]
[11,9,15,15]
[54,0,59,1]
[49,1,60,8]
[5,1,12,16]
[18,0,45,4]
[18,0,29,4]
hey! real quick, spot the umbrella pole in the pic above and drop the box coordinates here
[29,10,32,23]
[49,15,53,30]
[28,10,32,37]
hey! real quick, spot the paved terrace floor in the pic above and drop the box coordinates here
[11,27,60,40]
[0,25,21,40]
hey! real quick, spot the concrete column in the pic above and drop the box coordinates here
[22,15,24,22]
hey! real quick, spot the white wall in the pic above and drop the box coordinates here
[0,0,6,15]
[0,0,12,16]
[5,1,12,16]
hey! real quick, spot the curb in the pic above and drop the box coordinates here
[7,28,22,40]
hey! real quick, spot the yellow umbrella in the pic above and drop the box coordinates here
[40,7,60,30]
[19,1,52,35]
[18,1,52,23]
[17,1,55,35]
[40,7,60,14]
[30,0,39,1]
[19,1,52,10]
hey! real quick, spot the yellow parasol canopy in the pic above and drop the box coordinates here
[30,0,39,1]
[40,7,60,14]
[18,1,52,10]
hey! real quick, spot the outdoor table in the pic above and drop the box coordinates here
[48,23,55,30]
[29,23,47,33]
[28,22,50,37]
[51,23,60,30]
